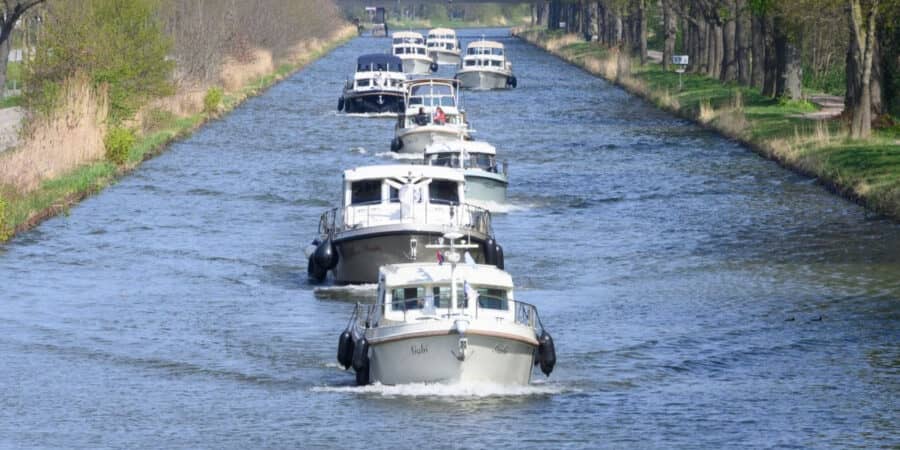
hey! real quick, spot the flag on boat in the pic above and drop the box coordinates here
[464,280,479,304]
[436,250,444,265]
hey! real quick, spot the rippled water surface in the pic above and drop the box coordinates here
[2,29,898,449]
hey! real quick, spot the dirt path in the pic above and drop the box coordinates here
[804,94,844,119]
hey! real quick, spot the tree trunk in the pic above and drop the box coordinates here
[548,0,561,30]
[662,0,677,70]
[638,0,647,64]
[847,0,879,139]
[751,14,765,88]
[735,0,751,85]
[721,0,737,81]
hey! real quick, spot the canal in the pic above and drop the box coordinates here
[1,28,898,448]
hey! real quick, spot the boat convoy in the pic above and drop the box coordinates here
[322,29,553,387]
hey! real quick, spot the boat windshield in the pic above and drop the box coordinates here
[464,59,503,67]
[408,84,456,107]
[428,153,498,172]
[393,37,424,45]
[467,47,503,56]
[350,179,382,205]
[390,285,509,311]
[394,46,427,55]
[428,180,459,205]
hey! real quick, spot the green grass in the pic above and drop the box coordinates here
[0,95,22,108]
[519,28,900,220]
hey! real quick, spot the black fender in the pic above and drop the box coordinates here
[314,238,338,270]
[483,238,497,265]
[352,337,370,385]
[495,243,504,270]
[307,256,327,283]
[538,331,556,377]
[429,62,439,72]
[390,137,403,152]
[337,96,345,111]
[337,330,354,369]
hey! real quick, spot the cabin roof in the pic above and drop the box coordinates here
[356,53,403,69]
[380,263,514,289]
[392,31,425,39]
[428,28,456,35]
[467,40,504,49]
[425,140,497,156]
[404,77,460,88]
[343,164,466,182]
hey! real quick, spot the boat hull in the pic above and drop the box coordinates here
[369,331,536,385]
[430,50,461,66]
[343,91,404,114]
[456,69,511,90]
[465,172,508,206]
[333,231,489,284]
[400,57,434,75]
[395,126,470,155]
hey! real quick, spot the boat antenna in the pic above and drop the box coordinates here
[426,231,477,313]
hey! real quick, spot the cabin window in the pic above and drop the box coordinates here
[477,288,508,310]
[470,154,495,171]
[432,286,452,308]
[389,186,400,202]
[392,287,425,310]
[417,48,426,55]
[465,60,475,67]
[493,49,504,56]
[356,79,370,88]
[429,154,456,168]
[350,180,382,205]
[429,180,459,205]
[490,60,501,67]
[394,48,402,55]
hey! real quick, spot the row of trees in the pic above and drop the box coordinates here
[0,0,344,121]
[531,0,898,139]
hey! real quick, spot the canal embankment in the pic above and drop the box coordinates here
[514,28,900,222]
[0,13,356,242]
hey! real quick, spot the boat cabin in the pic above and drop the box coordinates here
[392,31,427,56]
[462,40,509,70]
[401,79,465,127]
[375,263,522,324]
[425,141,506,174]
[426,28,459,52]
[351,54,405,91]
[331,165,487,233]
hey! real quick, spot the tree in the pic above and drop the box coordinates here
[846,0,880,138]
[0,1,48,95]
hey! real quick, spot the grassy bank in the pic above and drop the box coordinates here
[387,16,529,30]
[514,28,900,221]
[0,26,357,240]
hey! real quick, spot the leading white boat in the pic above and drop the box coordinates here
[426,28,461,65]
[391,78,472,154]
[392,31,436,75]
[425,140,508,208]
[336,232,556,385]
[455,39,517,90]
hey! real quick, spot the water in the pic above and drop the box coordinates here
[1,29,898,448]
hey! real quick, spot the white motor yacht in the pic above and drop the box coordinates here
[426,28,461,66]
[391,31,436,75]
[425,140,508,208]
[336,232,556,385]
[455,39,517,90]
[307,165,502,285]
[391,78,472,154]
[338,54,406,114]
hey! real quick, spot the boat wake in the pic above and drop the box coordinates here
[313,284,377,302]
[469,200,531,214]
[375,151,423,161]
[312,381,569,398]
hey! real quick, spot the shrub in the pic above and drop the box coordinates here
[204,86,224,114]
[105,127,136,165]
[141,108,177,133]
[25,0,175,124]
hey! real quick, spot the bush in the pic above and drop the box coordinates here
[25,0,175,124]
[204,86,224,114]
[0,195,10,242]
[141,108,177,133]
[105,127,136,165]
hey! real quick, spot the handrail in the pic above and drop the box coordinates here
[361,296,544,334]
[318,202,493,237]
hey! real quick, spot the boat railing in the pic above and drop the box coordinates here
[380,296,542,332]
[318,203,493,237]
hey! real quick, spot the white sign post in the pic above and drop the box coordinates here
[672,55,689,91]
